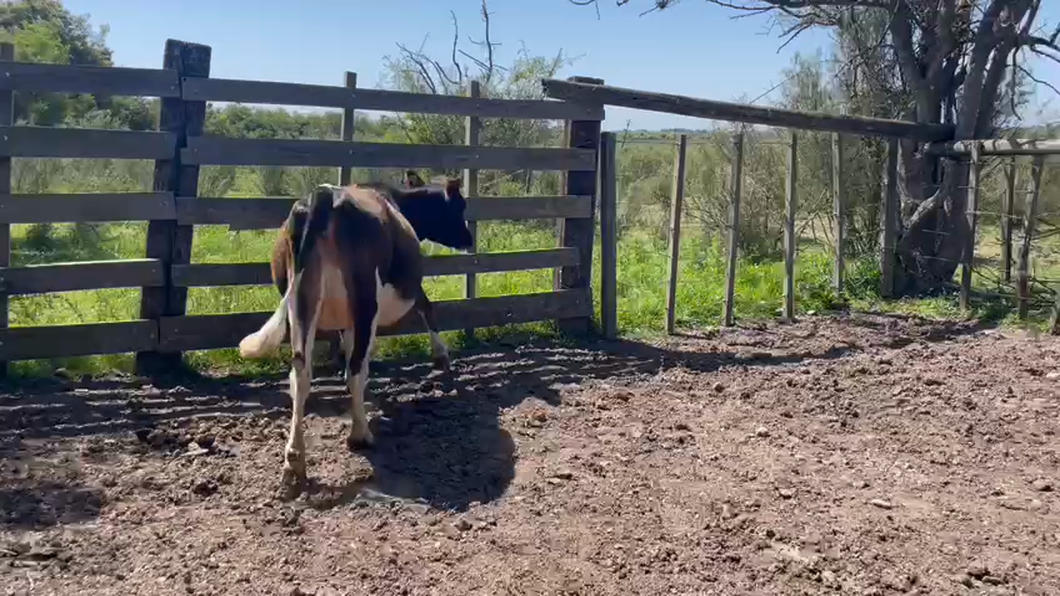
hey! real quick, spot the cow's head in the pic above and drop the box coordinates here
[400,170,474,251]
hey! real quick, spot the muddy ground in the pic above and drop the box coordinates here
[2,313,1060,595]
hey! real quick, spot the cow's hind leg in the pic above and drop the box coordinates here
[343,269,379,450]
[281,265,323,498]
[415,287,450,371]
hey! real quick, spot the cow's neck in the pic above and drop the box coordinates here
[390,194,432,239]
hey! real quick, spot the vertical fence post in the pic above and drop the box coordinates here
[339,71,357,185]
[557,76,603,334]
[137,39,211,374]
[327,70,357,367]
[1001,156,1016,283]
[599,132,618,340]
[665,134,687,335]
[831,133,845,296]
[0,43,13,378]
[879,138,899,298]
[960,143,982,313]
[1018,155,1044,320]
[464,80,482,339]
[783,132,798,322]
[723,132,745,327]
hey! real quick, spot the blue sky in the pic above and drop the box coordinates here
[64,0,1060,130]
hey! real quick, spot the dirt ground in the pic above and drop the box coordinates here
[2,313,1060,596]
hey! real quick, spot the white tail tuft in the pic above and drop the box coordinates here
[239,286,290,358]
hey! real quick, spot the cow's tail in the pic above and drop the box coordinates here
[239,185,336,359]
[238,285,290,358]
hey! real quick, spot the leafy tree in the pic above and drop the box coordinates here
[574,0,1059,295]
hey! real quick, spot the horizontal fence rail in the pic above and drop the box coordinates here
[0,321,159,361]
[0,127,177,160]
[0,259,164,295]
[0,62,181,97]
[182,136,597,171]
[158,290,591,353]
[0,193,176,223]
[173,248,579,287]
[542,78,955,141]
[182,77,605,120]
[179,195,593,229]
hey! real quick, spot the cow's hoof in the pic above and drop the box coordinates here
[346,428,375,451]
[279,467,305,500]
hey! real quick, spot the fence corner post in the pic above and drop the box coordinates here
[599,131,618,340]
[137,39,212,376]
[556,75,603,335]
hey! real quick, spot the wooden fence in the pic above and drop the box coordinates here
[543,78,1057,333]
[0,39,608,373]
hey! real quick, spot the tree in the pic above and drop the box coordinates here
[573,0,1060,295]
[382,0,574,196]
[0,0,116,125]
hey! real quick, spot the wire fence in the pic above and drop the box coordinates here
[610,129,1060,328]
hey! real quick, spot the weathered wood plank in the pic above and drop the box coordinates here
[467,196,593,221]
[556,76,602,335]
[832,133,845,295]
[0,62,180,97]
[182,77,604,121]
[0,44,11,376]
[960,144,982,313]
[880,139,900,298]
[1018,156,1044,320]
[599,132,618,340]
[542,78,953,141]
[0,192,175,223]
[0,259,164,295]
[0,320,158,361]
[0,126,176,159]
[664,134,686,335]
[172,248,579,287]
[158,290,591,352]
[723,133,744,327]
[182,136,596,171]
[176,195,592,228]
[783,133,798,322]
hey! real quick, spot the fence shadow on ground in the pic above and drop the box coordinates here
[0,312,995,514]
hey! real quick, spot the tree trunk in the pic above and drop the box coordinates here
[892,147,970,296]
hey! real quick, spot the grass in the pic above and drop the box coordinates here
[11,214,1060,379]
[7,157,1060,379]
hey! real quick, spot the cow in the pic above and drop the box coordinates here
[237,171,474,497]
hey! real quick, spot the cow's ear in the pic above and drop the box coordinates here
[404,170,426,188]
